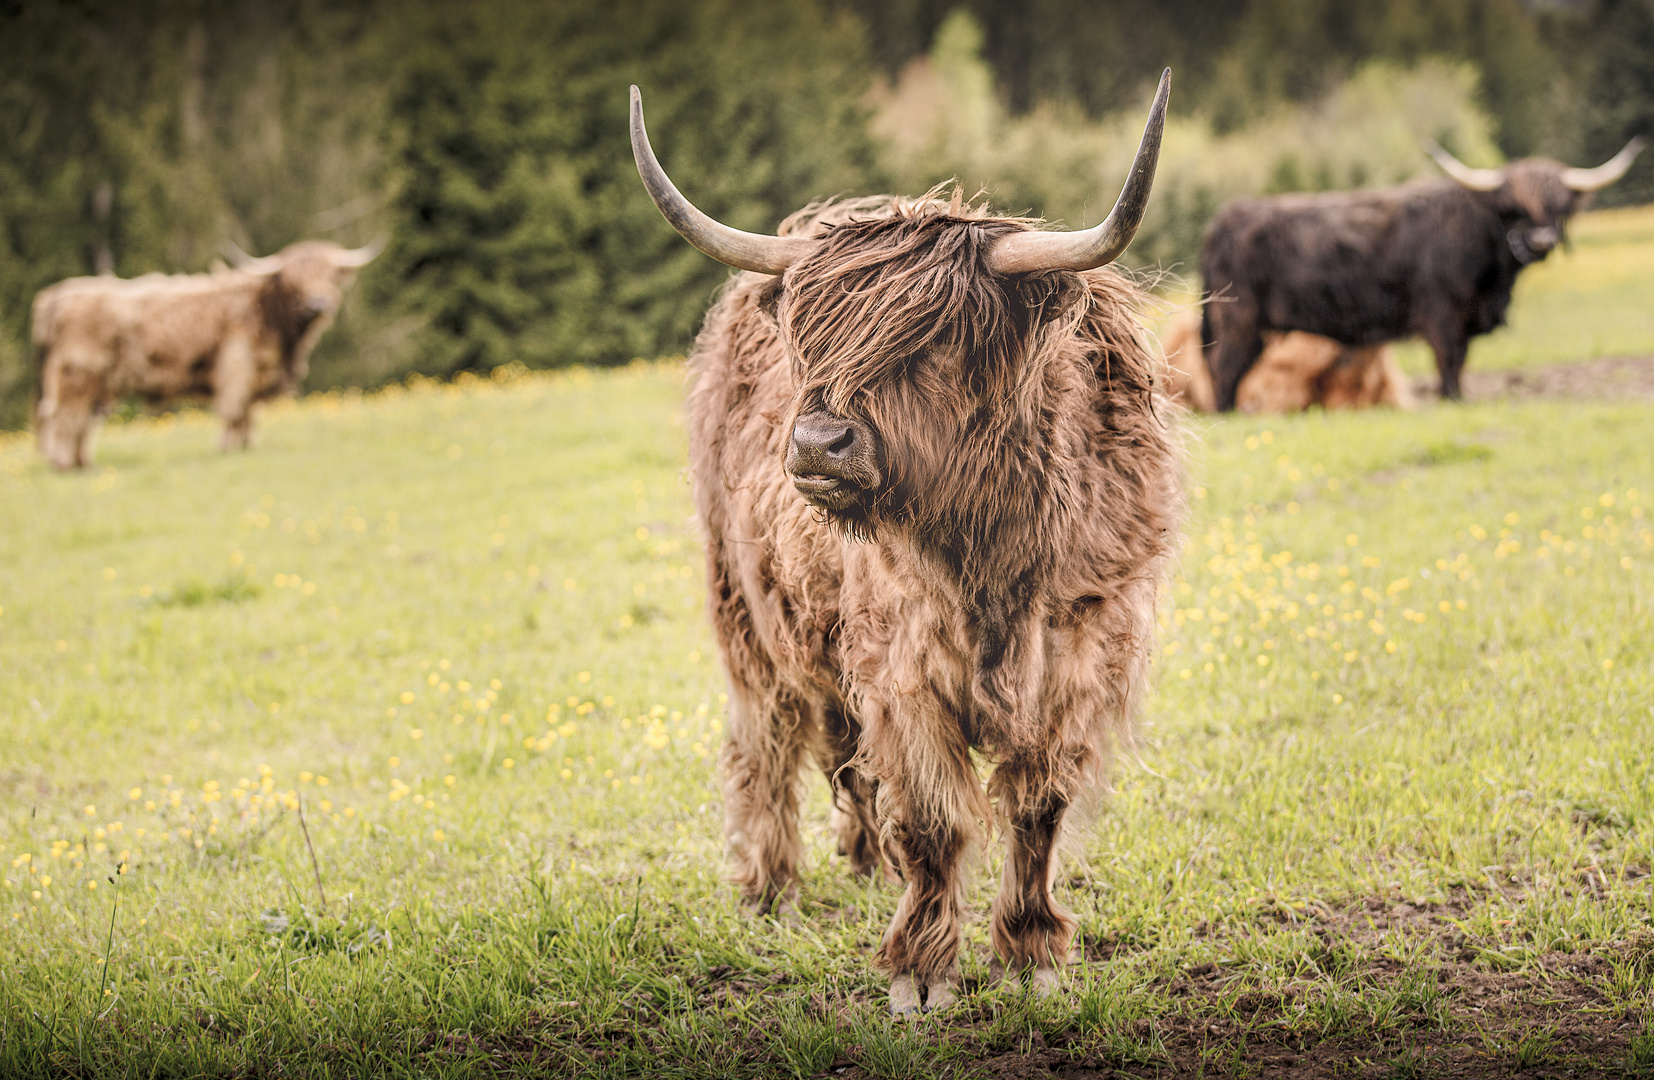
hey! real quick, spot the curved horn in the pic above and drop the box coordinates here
[631,86,813,275]
[220,240,283,274]
[331,235,387,268]
[1563,136,1647,192]
[985,68,1171,275]
[1424,140,1504,192]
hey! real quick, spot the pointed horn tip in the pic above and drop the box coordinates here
[1563,135,1649,191]
[333,235,387,267]
[220,240,280,272]
[1424,140,1504,191]
[983,69,1170,275]
[628,80,807,273]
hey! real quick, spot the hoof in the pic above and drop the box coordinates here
[923,979,958,1012]
[888,973,958,1016]
[741,892,798,919]
[992,960,1063,996]
[889,973,920,1016]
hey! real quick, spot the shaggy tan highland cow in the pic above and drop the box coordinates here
[632,76,1181,1013]
[33,239,379,468]
[1157,311,1414,413]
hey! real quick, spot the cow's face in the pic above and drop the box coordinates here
[1432,141,1645,265]
[1500,161,1587,263]
[627,79,1169,534]
[271,245,356,323]
[770,214,1079,535]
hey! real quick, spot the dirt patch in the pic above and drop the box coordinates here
[821,949,1648,1078]
[1414,354,1654,402]
[824,895,1653,1079]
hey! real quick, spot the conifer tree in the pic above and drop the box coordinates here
[377,0,879,375]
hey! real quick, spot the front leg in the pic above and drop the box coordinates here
[1425,323,1471,401]
[213,335,257,450]
[877,783,972,1014]
[866,711,984,1015]
[987,754,1077,995]
[1206,304,1264,413]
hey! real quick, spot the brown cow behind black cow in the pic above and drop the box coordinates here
[33,239,379,468]
[1158,312,1413,414]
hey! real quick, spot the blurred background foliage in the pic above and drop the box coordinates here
[1,0,1650,428]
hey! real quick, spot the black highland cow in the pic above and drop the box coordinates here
[1200,139,1645,408]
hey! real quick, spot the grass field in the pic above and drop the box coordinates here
[2,352,1652,1077]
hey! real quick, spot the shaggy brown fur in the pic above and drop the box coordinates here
[1158,312,1413,414]
[687,194,1181,1009]
[33,241,367,468]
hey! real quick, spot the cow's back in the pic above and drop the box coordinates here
[36,272,251,376]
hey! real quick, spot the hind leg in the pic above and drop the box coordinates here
[820,705,889,879]
[1206,296,1265,412]
[1425,324,1470,402]
[721,687,812,913]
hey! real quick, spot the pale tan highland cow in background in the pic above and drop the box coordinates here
[632,76,1181,1014]
[1157,311,1414,413]
[33,239,379,468]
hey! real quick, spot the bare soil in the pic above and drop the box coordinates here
[1416,353,1654,403]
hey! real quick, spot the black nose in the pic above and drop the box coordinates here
[790,413,859,472]
[786,409,879,505]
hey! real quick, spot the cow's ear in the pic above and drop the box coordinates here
[1013,270,1088,329]
[755,276,786,329]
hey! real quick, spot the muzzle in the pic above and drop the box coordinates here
[1508,226,1558,265]
[785,409,880,512]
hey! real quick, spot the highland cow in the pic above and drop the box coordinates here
[632,76,1181,1013]
[1158,312,1413,413]
[33,239,380,468]
[1200,138,1645,409]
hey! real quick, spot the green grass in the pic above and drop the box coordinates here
[2,364,1652,1076]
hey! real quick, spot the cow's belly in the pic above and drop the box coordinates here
[1263,281,1407,347]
